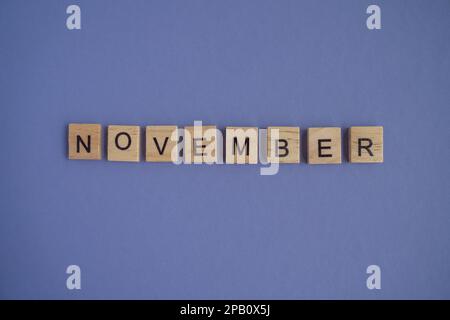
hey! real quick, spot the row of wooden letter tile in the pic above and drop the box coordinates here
[68,124,383,164]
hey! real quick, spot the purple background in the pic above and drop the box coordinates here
[1,0,449,299]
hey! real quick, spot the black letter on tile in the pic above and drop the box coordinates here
[318,139,332,157]
[358,138,374,156]
[193,138,206,156]
[153,137,169,155]
[275,139,289,157]
[234,137,249,155]
[76,135,91,153]
[115,132,131,150]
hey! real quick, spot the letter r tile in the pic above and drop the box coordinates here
[349,126,383,163]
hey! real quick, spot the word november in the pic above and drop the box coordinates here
[68,123,383,164]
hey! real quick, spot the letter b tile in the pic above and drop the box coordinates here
[267,126,300,164]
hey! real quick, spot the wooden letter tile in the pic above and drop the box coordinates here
[307,127,341,164]
[146,126,178,162]
[68,123,102,160]
[107,125,140,162]
[226,127,258,164]
[349,126,383,163]
[267,126,300,164]
[184,125,217,164]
